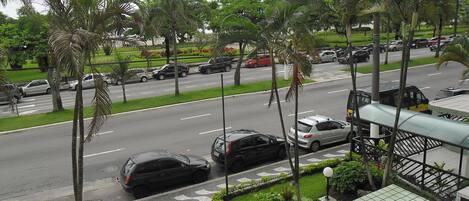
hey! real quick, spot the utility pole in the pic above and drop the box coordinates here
[371,13,380,138]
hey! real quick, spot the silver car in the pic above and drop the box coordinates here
[287,115,353,152]
[21,80,50,96]
[319,50,338,63]
[70,73,110,90]
[111,68,150,85]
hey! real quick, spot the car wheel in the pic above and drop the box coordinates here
[141,77,148,82]
[45,88,51,94]
[133,186,149,199]
[116,80,122,85]
[230,160,245,172]
[192,171,208,183]
[74,86,78,91]
[310,141,320,152]
[225,65,231,72]
[181,72,187,77]
[333,57,337,62]
[206,68,212,74]
[159,74,165,80]
[277,147,286,159]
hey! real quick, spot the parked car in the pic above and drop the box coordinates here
[362,44,385,54]
[338,50,370,64]
[429,40,451,52]
[111,68,150,85]
[198,57,233,74]
[318,50,338,63]
[428,36,448,46]
[388,40,403,51]
[152,63,189,80]
[245,55,271,68]
[287,115,353,152]
[211,129,286,172]
[20,80,50,96]
[118,150,210,198]
[69,73,111,90]
[435,87,469,100]
[0,84,22,104]
[411,38,429,48]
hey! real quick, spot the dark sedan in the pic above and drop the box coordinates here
[119,150,210,198]
[338,50,370,64]
[211,129,286,172]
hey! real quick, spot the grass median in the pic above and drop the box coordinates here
[0,78,313,132]
[348,56,438,74]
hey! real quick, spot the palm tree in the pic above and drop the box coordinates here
[148,0,195,96]
[437,37,469,78]
[47,0,132,200]
[109,54,135,103]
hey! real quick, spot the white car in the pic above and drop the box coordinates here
[70,73,110,90]
[287,115,353,152]
[389,40,403,51]
[21,80,50,96]
[319,50,338,63]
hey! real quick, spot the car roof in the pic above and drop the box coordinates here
[219,129,260,141]
[131,150,176,164]
[299,115,333,126]
[357,83,418,94]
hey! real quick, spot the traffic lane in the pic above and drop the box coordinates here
[0,63,463,199]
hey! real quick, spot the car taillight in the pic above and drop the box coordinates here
[124,176,132,185]
[304,134,313,138]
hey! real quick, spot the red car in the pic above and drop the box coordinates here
[245,55,271,68]
[428,36,447,46]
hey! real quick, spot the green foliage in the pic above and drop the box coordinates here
[301,158,342,174]
[330,161,383,194]
[281,184,294,201]
[253,192,282,201]
[344,152,363,162]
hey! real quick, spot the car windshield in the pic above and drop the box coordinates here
[297,122,312,133]
[208,59,216,64]
[173,154,189,163]
[123,159,136,176]
[214,137,227,153]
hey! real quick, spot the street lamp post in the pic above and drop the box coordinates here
[323,167,334,200]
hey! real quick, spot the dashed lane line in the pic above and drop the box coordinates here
[198,127,232,135]
[84,148,124,158]
[288,110,315,117]
[327,89,348,94]
[180,113,211,121]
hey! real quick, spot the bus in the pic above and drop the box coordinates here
[346,84,431,124]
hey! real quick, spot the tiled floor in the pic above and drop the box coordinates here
[354,184,428,201]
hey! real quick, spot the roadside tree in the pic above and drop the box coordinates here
[109,54,135,103]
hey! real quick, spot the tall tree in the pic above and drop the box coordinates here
[423,0,455,57]
[47,0,132,200]
[109,53,135,103]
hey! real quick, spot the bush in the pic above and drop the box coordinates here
[330,161,382,194]
[281,184,295,201]
[254,192,282,201]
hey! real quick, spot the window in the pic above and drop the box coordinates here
[38,80,48,85]
[297,122,312,133]
[123,159,136,175]
[316,122,330,131]
[237,137,254,149]
[329,121,342,130]
[158,159,180,170]
[84,75,92,80]
[254,135,269,146]
[29,81,39,87]
[136,161,160,174]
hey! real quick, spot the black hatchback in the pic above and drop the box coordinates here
[338,50,370,64]
[211,129,286,172]
[119,150,210,198]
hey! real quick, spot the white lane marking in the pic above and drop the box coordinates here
[391,80,400,83]
[257,172,280,177]
[244,77,255,80]
[19,110,39,115]
[96,130,114,136]
[421,86,431,90]
[237,177,254,183]
[163,88,173,92]
[180,81,193,85]
[337,150,350,154]
[139,91,154,95]
[203,82,216,86]
[428,72,441,76]
[84,148,124,158]
[216,183,233,189]
[273,167,291,172]
[327,89,348,94]
[323,153,345,158]
[185,85,198,89]
[181,113,211,121]
[288,110,315,117]
[174,195,211,201]
[263,100,285,106]
[23,99,36,102]
[262,68,271,71]
[18,104,36,109]
[307,158,322,163]
[194,189,218,195]
[199,127,232,135]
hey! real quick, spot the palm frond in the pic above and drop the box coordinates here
[86,68,112,142]
[49,30,85,78]
[285,64,304,101]
[437,37,469,70]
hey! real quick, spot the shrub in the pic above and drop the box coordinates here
[281,184,295,201]
[330,161,367,194]
[254,192,282,201]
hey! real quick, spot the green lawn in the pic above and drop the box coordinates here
[352,56,438,74]
[231,173,326,201]
[0,79,312,132]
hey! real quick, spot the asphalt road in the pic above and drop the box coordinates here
[0,57,466,200]
[0,48,432,117]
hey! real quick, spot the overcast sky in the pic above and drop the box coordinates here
[0,0,47,18]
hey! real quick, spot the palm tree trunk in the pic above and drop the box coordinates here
[77,79,84,201]
[382,11,419,187]
[122,82,127,103]
[71,86,79,201]
[173,27,179,96]
[454,0,459,37]
[293,64,301,201]
[165,36,170,64]
[385,17,391,65]
[48,66,63,112]
[268,46,295,180]
[234,42,246,86]
[435,15,443,57]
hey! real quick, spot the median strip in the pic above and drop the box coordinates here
[0,79,312,133]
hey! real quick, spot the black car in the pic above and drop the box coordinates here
[211,129,286,172]
[362,44,385,54]
[119,150,210,198]
[338,50,370,64]
[152,63,190,80]
[0,84,22,104]
[412,38,429,49]
[198,57,233,74]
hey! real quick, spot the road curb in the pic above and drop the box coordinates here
[137,144,349,201]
